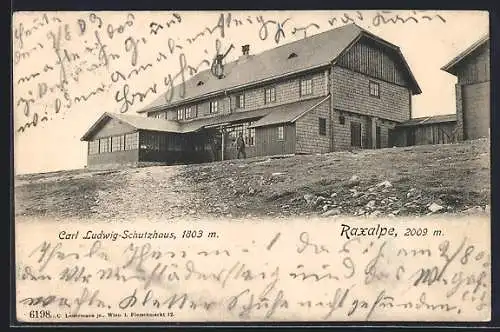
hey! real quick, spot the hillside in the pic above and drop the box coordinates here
[15,139,490,222]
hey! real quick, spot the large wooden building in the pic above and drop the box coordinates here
[441,35,490,140]
[81,23,423,169]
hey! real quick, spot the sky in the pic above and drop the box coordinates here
[12,10,489,174]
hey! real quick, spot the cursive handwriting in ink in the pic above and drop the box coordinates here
[14,13,61,50]
[106,13,135,39]
[291,23,320,39]
[149,13,182,35]
[296,232,329,254]
[364,241,389,284]
[28,241,80,273]
[412,238,467,287]
[114,82,158,113]
[124,36,147,67]
[256,16,290,44]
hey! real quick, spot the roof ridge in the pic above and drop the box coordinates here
[138,22,421,113]
[170,24,361,85]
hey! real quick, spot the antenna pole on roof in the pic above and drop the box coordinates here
[210,42,235,79]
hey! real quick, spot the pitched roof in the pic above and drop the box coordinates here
[397,114,457,127]
[249,96,329,128]
[80,112,183,141]
[81,107,276,141]
[180,107,273,132]
[138,23,421,114]
[441,34,489,75]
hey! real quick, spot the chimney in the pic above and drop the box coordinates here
[242,44,250,56]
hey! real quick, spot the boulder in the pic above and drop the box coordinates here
[347,175,361,187]
[322,208,341,217]
[377,180,392,188]
[303,194,316,204]
[428,202,444,213]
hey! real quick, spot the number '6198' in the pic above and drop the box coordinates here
[29,310,51,319]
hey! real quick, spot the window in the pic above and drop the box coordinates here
[150,112,165,119]
[248,127,255,146]
[88,140,99,155]
[369,81,380,97]
[177,108,184,120]
[125,132,139,150]
[300,78,313,96]
[319,117,327,136]
[277,126,284,141]
[184,106,197,119]
[350,122,362,147]
[265,87,276,104]
[99,137,111,153]
[339,115,346,125]
[224,122,255,147]
[235,94,245,109]
[210,100,219,114]
[111,135,125,152]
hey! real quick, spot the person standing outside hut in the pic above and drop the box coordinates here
[236,132,246,159]
[210,133,222,162]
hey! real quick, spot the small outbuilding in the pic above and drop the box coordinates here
[441,35,490,140]
[390,114,458,147]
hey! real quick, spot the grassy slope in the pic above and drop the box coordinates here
[15,139,490,221]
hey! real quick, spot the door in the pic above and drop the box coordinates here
[350,122,362,148]
[376,126,381,148]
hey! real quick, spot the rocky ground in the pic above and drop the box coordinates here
[14,139,490,222]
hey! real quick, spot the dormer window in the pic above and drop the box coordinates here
[288,52,298,59]
[197,81,204,86]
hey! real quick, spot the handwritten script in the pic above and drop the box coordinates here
[15,216,490,322]
[12,11,449,134]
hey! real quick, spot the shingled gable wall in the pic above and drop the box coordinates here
[331,66,411,122]
[330,65,411,151]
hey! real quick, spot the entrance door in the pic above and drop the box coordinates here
[376,126,381,148]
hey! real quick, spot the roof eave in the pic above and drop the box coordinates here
[441,35,489,76]
[80,112,113,141]
[290,95,331,123]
